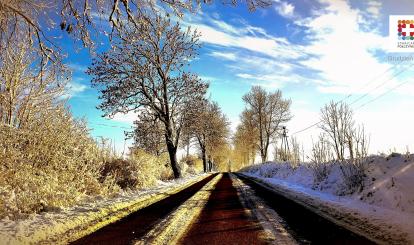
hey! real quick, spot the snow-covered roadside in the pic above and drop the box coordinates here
[241,172,414,244]
[0,173,211,244]
[240,155,414,245]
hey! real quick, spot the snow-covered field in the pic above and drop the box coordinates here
[0,173,209,244]
[241,154,414,244]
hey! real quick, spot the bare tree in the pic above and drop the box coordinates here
[309,133,334,182]
[319,101,371,192]
[240,110,259,164]
[0,0,272,66]
[184,100,230,172]
[273,137,300,165]
[320,101,354,161]
[242,86,292,162]
[127,111,166,156]
[289,136,301,167]
[320,101,370,161]
[88,12,208,178]
[0,35,66,128]
[340,124,370,192]
[233,109,258,167]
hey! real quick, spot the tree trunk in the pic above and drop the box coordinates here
[260,149,267,163]
[208,155,212,172]
[201,148,207,173]
[166,138,181,178]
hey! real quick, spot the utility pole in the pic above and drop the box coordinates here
[280,126,290,161]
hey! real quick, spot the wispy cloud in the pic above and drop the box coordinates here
[208,51,238,61]
[187,14,304,60]
[184,12,310,88]
[365,0,382,19]
[186,1,410,96]
[110,111,138,123]
[275,1,295,18]
[62,78,88,99]
[68,63,88,73]
[295,0,391,94]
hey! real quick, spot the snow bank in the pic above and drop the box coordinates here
[241,154,414,244]
[0,174,211,244]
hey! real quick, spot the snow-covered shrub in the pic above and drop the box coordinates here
[180,155,203,175]
[0,108,116,219]
[258,163,280,178]
[338,158,367,194]
[309,134,334,183]
[128,149,172,186]
[310,162,331,183]
[101,159,139,189]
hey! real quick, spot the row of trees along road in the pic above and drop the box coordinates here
[88,11,231,178]
[182,100,230,173]
[239,86,292,163]
[1,0,271,179]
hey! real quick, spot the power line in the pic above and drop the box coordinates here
[88,122,133,130]
[333,60,403,106]
[355,78,412,110]
[291,62,413,136]
[291,120,322,135]
[348,62,414,106]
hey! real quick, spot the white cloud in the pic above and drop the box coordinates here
[210,19,240,35]
[275,1,295,18]
[62,79,87,99]
[365,0,382,18]
[296,0,391,95]
[110,111,138,123]
[181,13,310,88]
[180,3,413,155]
[199,75,222,84]
[209,51,237,61]
[189,2,410,97]
[190,18,304,60]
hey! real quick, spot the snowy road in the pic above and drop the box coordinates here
[71,173,377,245]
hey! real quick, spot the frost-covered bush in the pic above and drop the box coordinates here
[101,150,173,190]
[128,149,173,187]
[309,133,333,183]
[259,163,280,178]
[339,159,367,194]
[0,107,116,219]
[310,162,331,183]
[101,159,139,189]
[180,155,203,175]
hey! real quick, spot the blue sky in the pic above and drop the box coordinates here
[65,0,414,156]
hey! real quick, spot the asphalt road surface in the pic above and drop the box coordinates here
[72,173,376,245]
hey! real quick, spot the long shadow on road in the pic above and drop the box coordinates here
[71,174,217,245]
[180,173,268,245]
